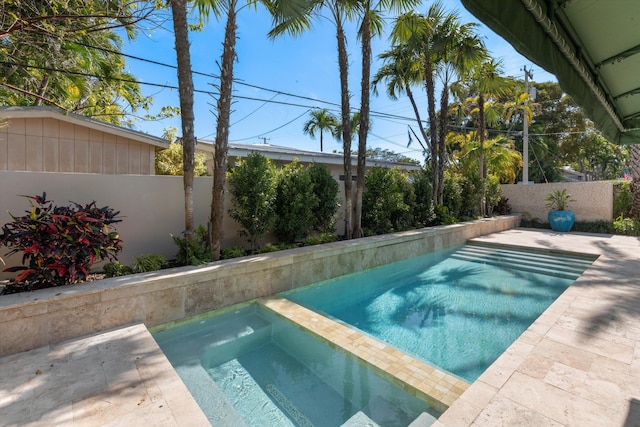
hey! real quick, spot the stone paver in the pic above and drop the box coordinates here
[439,229,640,426]
[2,227,639,426]
[0,323,209,426]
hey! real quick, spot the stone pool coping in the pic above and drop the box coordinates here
[260,296,468,414]
[0,323,210,426]
[5,220,638,426]
[434,229,640,426]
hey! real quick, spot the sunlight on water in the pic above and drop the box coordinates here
[285,244,594,382]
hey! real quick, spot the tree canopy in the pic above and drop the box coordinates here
[0,0,155,124]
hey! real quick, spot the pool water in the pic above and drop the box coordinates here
[153,304,436,426]
[283,244,594,382]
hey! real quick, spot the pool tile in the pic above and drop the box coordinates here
[259,295,468,412]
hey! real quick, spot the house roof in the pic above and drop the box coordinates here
[197,140,422,170]
[0,106,169,148]
[461,0,640,145]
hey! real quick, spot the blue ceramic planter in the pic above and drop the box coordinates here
[548,210,575,232]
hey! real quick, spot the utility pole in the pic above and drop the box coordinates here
[259,136,270,144]
[522,66,533,185]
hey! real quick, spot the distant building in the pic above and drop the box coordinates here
[196,140,422,181]
[561,166,588,182]
[0,107,168,175]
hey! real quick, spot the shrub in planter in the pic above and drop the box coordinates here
[0,193,122,291]
[546,189,575,232]
[172,225,211,266]
[104,261,133,277]
[132,254,168,273]
[221,246,246,259]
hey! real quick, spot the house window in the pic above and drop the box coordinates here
[338,175,357,181]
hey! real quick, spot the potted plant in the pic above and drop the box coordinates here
[545,189,575,232]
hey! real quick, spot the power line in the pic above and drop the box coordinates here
[232,109,312,141]
[0,60,422,125]
[74,41,344,108]
[68,42,428,123]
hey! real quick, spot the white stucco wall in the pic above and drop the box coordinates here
[501,181,613,222]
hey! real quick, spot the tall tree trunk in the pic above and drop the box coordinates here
[33,74,50,106]
[320,130,323,152]
[354,10,371,239]
[210,1,238,260]
[478,93,487,216]
[336,14,353,239]
[630,144,640,218]
[437,79,450,205]
[406,85,429,152]
[424,58,438,206]
[170,0,195,233]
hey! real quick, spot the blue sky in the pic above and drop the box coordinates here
[123,0,556,162]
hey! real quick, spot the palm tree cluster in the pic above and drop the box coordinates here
[11,0,636,261]
[170,0,528,248]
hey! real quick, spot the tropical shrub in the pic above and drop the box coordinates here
[274,160,318,243]
[485,174,503,216]
[303,233,338,246]
[227,153,277,252]
[442,171,463,221]
[104,261,133,277]
[613,216,640,236]
[155,142,209,176]
[613,181,633,219]
[459,174,483,218]
[258,243,280,254]
[493,197,512,215]
[411,168,435,227]
[362,166,415,235]
[0,193,122,291]
[132,254,168,273]
[307,163,339,233]
[172,225,211,266]
[221,246,246,259]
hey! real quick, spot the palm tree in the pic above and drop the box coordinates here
[270,0,358,239]
[200,0,309,259]
[389,2,484,206]
[303,109,339,152]
[352,0,419,238]
[449,132,522,184]
[373,44,428,154]
[453,58,512,214]
[169,0,196,234]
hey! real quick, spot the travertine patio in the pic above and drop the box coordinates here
[1,227,639,426]
[436,228,640,426]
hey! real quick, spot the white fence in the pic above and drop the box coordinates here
[501,181,613,222]
[1,171,616,280]
[0,171,236,280]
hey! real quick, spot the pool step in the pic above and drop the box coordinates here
[174,364,248,427]
[341,411,380,426]
[208,360,295,426]
[408,412,438,426]
[450,244,593,280]
[199,313,273,368]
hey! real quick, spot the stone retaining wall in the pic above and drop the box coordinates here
[0,215,520,357]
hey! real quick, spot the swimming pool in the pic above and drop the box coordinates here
[153,304,437,426]
[283,243,595,382]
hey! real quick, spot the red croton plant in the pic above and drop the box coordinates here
[0,193,122,293]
